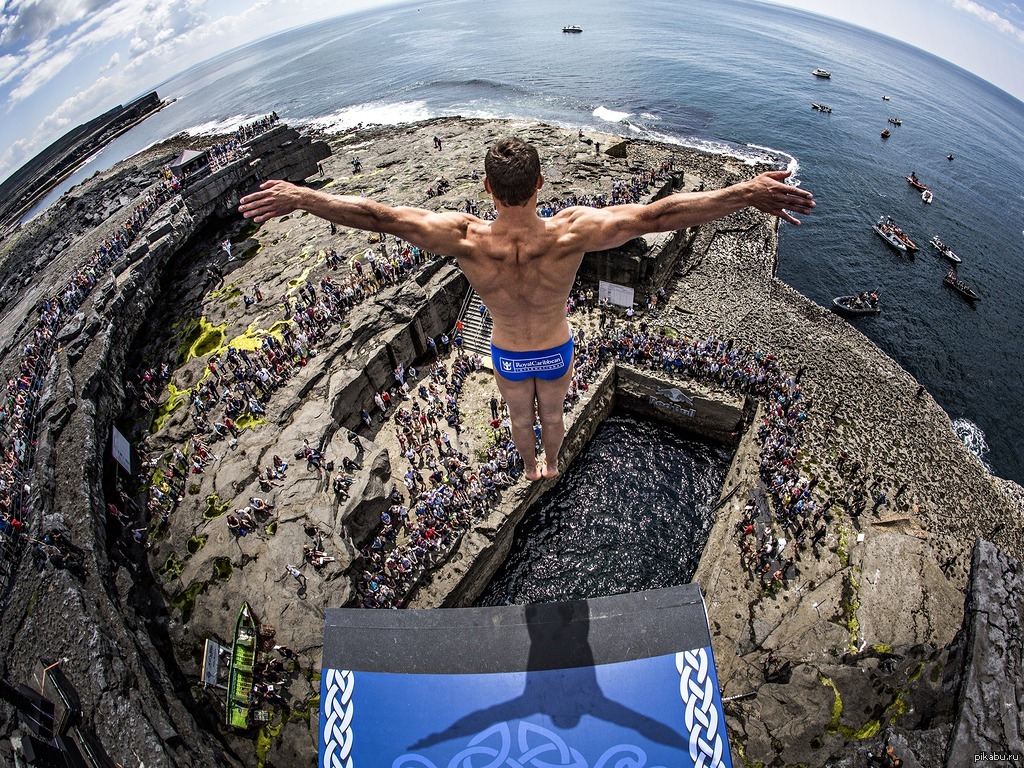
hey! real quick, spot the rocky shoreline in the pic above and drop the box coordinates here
[0,117,1020,767]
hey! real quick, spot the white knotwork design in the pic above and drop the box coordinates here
[322,669,355,768]
[391,721,667,768]
[675,650,724,768]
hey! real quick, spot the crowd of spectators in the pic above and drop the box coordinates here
[0,172,178,597]
[355,352,521,608]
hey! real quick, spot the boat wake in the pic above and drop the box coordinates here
[952,417,993,473]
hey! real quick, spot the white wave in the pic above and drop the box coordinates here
[183,114,260,136]
[300,100,433,132]
[951,417,993,472]
[593,105,632,123]
[640,112,661,121]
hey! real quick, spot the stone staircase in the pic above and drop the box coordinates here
[457,290,493,366]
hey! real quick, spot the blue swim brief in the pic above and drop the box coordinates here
[491,335,574,382]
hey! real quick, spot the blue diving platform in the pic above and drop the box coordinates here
[319,584,732,767]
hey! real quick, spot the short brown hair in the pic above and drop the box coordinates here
[484,137,540,207]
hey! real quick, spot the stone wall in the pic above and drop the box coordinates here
[181,124,330,215]
[945,539,1024,764]
[615,367,747,444]
[408,363,749,609]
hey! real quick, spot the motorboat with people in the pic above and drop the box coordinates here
[888,118,903,126]
[930,235,962,264]
[873,215,907,253]
[832,291,880,316]
[812,68,832,78]
[922,189,933,204]
[943,269,980,301]
[874,215,918,252]
[881,129,891,139]
[811,102,833,113]
[562,25,583,33]
[905,172,929,192]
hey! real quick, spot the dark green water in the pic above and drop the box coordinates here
[475,413,732,606]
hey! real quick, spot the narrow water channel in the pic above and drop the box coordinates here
[475,413,733,606]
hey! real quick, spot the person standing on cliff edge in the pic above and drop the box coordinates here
[238,136,814,480]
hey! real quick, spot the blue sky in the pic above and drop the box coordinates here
[1,0,1022,184]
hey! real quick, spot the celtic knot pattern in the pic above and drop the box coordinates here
[675,650,725,768]
[322,669,354,768]
[391,721,668,768]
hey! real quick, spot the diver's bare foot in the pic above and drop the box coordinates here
[524,465,543,481]
[542,462,560,479]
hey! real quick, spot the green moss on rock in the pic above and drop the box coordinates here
[186,535,208,555]
[203,494,230,519]
[159,552,185,580]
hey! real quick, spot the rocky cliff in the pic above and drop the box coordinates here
[0,117,1021,768]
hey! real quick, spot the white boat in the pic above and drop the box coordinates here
[562,25,583,33]
[922,189,933,204]
[812,68,831,78]
[882,95,890,101]
[811,102,832,113]
[874,215,908,253]
[930,236,962,264]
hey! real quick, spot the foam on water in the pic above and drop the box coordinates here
[952,417,993,472]
[301,100,433,132]
[183,114,260,136]
[593,105,632,123]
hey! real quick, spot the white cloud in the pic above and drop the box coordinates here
[8,45,77,102]
[126,0,208,58]
[950,0,1024,40]
[99,50,119,72]
[0,0,116,48]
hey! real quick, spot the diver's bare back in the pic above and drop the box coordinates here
[458,213,584,353]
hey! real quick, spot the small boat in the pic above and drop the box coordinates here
[947,154,954,161]
[888,118,903,126]
[833,292,880,316]
[905,173,929,192]
[811,102,832,113]
[873,215,907,253]
[812,68,832,78]
[943,269,980,301]
[562,25,583,33]
[882,95,890,101]
[922,189,933,204]
[226,602,258,729]
[930,235,962,264]
[881,129,891,139]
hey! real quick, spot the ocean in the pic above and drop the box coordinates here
[29,0,1024,484]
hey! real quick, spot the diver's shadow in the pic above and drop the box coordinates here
[410,600,687,750]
